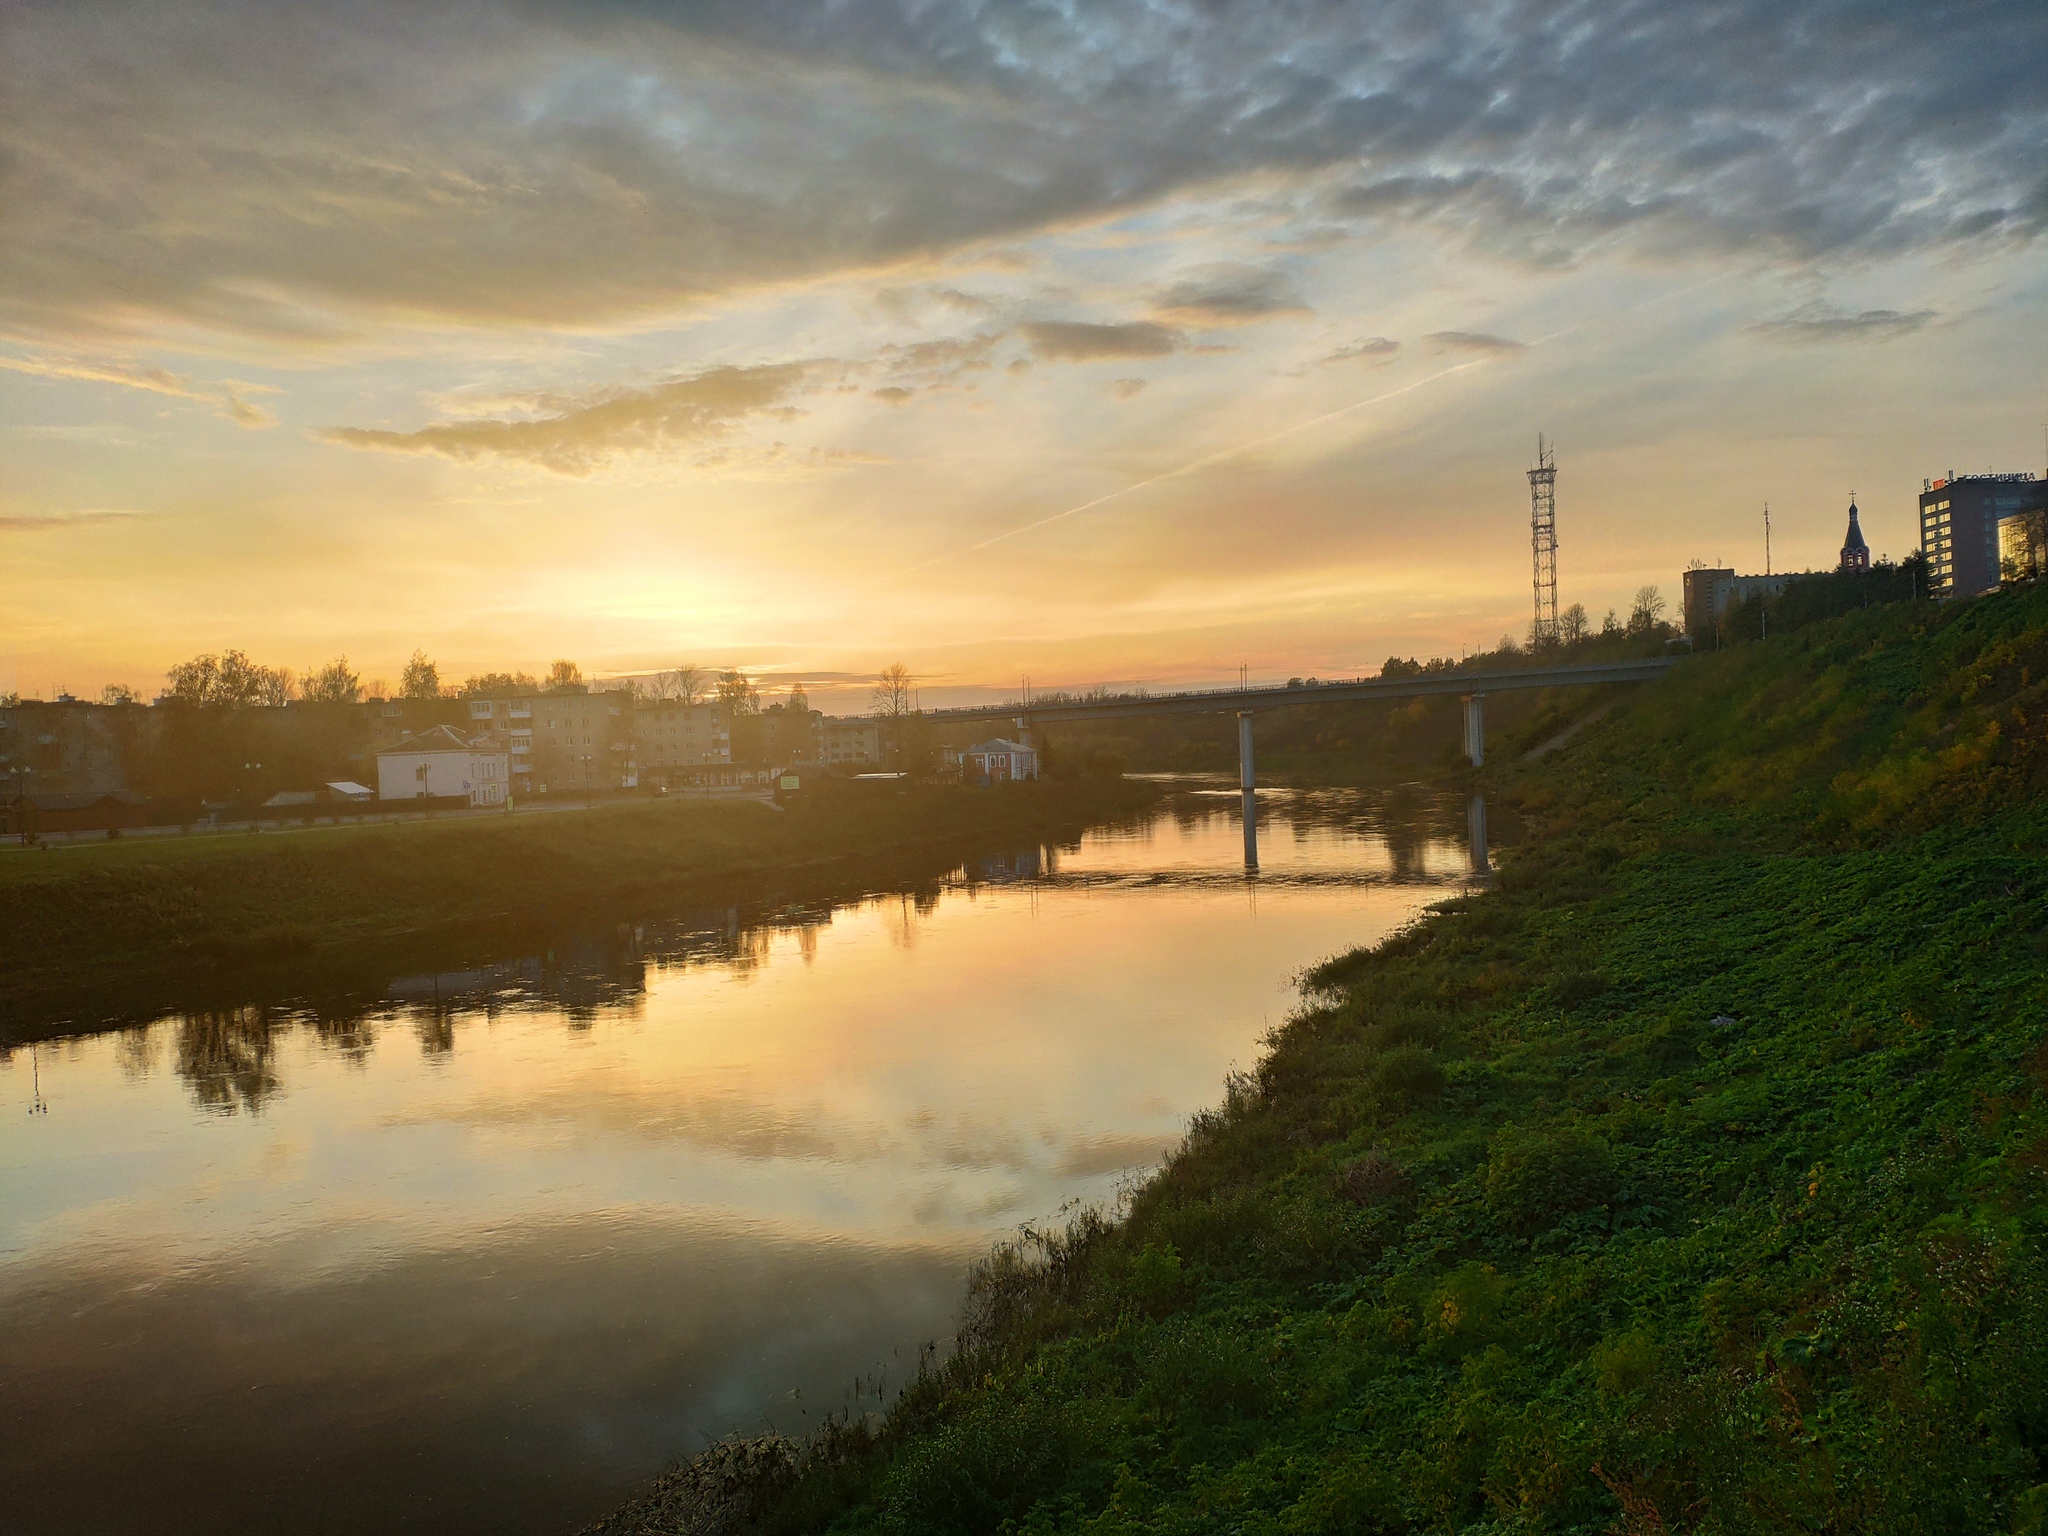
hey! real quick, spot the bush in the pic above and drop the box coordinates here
[1374,1044,1446,1102]
[1483,1125,1616,1236]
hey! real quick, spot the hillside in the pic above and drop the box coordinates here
[598,584,2048,1534]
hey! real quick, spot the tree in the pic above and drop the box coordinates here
[660,664,706,705]
[872,663,913,718]
[1600,608,1622,637]
[99,682,138,705]
[301,656,362,705]
[400,650,442,699]
[717,669,760,714]
[788,681,809,713]
[1559,603,1589,646]
[546,659,584,692]
[164,649,289,709]
[1626,585,1668,638]
[460,671,540,697]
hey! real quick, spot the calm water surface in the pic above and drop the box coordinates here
[1,784,1488,1535]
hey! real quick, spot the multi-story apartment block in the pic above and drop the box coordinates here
[634,700,732,787]
[451,685,633,794]
[821,719,880,766]
[1921,472,2040,598]
[0,696,156,797]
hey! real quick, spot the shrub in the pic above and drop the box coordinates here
[1483,1125,1617,1236]
[1374,1044,1445,1102]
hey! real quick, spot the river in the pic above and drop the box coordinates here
[0,781,1491,1534]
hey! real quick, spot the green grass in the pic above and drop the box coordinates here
[0,777,1158,1040]
[600,584,2048,1535]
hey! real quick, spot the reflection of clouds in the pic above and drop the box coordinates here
[0,1214,975,1532]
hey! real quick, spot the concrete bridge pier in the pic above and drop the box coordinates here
[1461,693,1486,768]
[1238,710,1258,870]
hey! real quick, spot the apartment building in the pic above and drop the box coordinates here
[0,697,155,797]
[634,700,732,787]
[1921,472,2040,597]
[822,719,880,767]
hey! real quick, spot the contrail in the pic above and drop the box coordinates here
[873,357,1491,585]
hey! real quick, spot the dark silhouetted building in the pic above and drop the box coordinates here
[1838,499,1869,572]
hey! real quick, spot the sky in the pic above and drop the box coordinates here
[4,0,2045,707]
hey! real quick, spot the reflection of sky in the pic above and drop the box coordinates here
[0,792,1469,1534]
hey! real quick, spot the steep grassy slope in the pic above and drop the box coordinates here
[600,586,2048,1535]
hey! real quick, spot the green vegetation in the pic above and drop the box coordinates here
[606,583,2048,1534]
[0,777,1158,1040]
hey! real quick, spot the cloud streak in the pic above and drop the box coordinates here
[320,363,815,474]
[0,354,276,427]
[1746,303,1938,344]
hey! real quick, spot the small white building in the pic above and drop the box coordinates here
[963,737,1038,783]
[376,725,510,806]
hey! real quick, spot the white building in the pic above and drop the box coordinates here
[376,725,510,806]
[963,737,1038,783]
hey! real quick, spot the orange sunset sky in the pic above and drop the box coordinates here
[4,1,2044,705]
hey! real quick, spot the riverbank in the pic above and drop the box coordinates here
[594,583,2048,1533]
[0,776,1158,1042]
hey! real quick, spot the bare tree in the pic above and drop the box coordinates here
[400,650,442,699]
[1626,585,1668,637]
[871,663,913,718]
[546,659,583,692]
[661,664,706,705]
[1559,602,1590,646]
[100,682,139,705]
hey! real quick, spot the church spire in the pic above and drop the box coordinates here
[1839,494,1870,572]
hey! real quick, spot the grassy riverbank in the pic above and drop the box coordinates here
[0,776,1157,1040]
[601,584,2048,1534]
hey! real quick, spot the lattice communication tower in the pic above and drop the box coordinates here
[1527,435,1558,646]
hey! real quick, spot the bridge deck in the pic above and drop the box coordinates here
[922,656,1678,726]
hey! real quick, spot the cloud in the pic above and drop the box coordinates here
[871,385,914,404]
[1745,302,1938,344]
[1423,331,1527,356]
[1107,378,1147,399]
[3,1,2040,343]
[320,362,814,474]
[0,355,276,427]
[0,509,146,532]
[1151,263,1310,325]
[1322,336,1401,364]
[1020,320,1181,361]
[875,331,1006,382]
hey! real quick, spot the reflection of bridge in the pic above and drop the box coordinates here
[926,656,1679,869]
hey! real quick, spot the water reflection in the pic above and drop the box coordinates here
[1,782,1496,1536]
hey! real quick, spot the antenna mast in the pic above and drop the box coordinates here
[1764,504,1772,576]
[1527,435,1558,646]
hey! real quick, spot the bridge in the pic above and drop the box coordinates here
[926,656,1678,774]
[925,656,1679,868]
